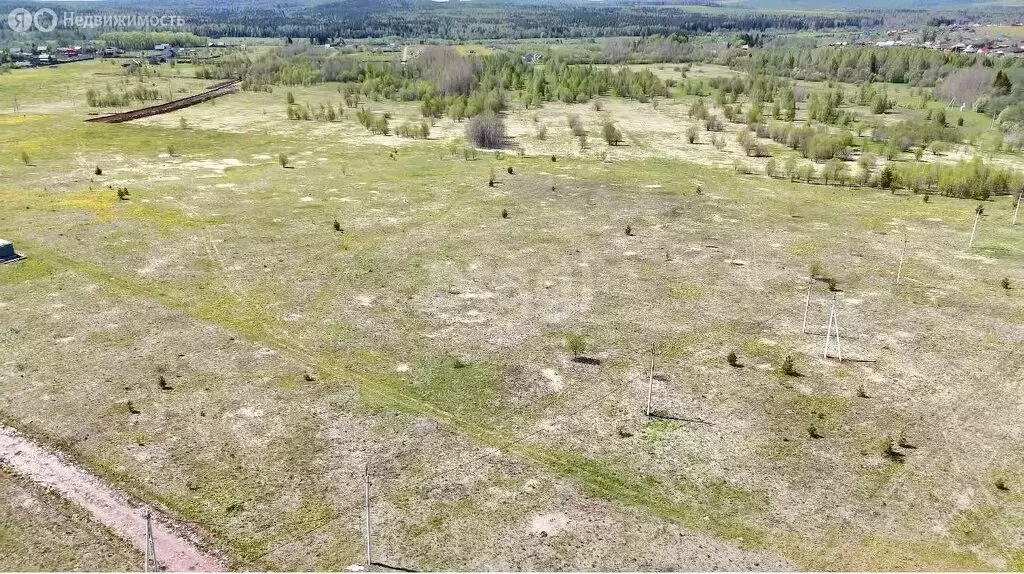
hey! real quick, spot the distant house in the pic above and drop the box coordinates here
[0,239,25,264]
[154,43,170,51]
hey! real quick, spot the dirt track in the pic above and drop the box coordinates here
[0,425,225,572]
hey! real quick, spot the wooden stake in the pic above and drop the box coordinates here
[896,234,907,286]
[969,209,981,248]
[364,464,372,569]
[645,343,655,416]
[1014,192,1022,226]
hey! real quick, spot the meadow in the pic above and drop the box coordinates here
[1,55,1022,570]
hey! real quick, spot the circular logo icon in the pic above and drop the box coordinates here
[33,8,57,32]
[7,8,33,32]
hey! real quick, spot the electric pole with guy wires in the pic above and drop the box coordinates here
[823,294,842,362]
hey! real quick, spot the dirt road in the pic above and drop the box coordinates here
[0,425,226,572]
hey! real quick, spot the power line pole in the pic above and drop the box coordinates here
[144,511,158,572]
[896,233,907,286]
[364,464,372,570]
[969,205,982,248]
[801,280,811,334]
[645,343,656,416]
[822,294,842,362]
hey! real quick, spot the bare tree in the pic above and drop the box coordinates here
[466,113,507,149]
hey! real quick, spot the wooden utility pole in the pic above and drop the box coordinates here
[364,464,372,570]
[822,294,842,361]
[969,206,982,248]
[144,511,158,572]
[645,343,656,416]
[802,280,812,334]
[896,234,907,286]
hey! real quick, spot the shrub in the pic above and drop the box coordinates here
[94,166,102,175]
[727,351,740,367]
[568,113,585,136]
[879,165,894,189]
[117,187,130,200]
[507,166,514,175]
[625,224,633,236]
[564,334,587,357]
[765,157,778,178]
[686,125,698,144]
[333,220,342,232]
[167,145,176,156]
[602,121,623,146]
[466,113,507,149]
[1002,277,1011,290]
[20,151,29,165]
[278,153,289,168]
[501,208,509,219]
[179,117,188,129]
[537,125,548,140]
[286,91,295,105]
[781,355,798,376]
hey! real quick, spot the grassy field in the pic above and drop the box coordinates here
[0,468,140,570]
[1,58,1023,570]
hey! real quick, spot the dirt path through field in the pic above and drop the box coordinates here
[0,425,226,572]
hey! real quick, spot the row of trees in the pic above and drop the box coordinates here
[731,45,1021,87]
[85,84,161,107]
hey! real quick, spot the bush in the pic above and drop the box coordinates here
[94,166,103,175]
[765,157,778,178]
[602,121,623,146]
[568,113,586,137]
[625,224,633,236]
[536,125,547,140]
[564,334,587,357]
[466,113,507,149]
[20,151,29,165]
[686,125,698,144]
[501,208,509,219]
[879,165,895,189]
[333,220,342,232]
[1002,277,1011,289]
[781,355,798,376]
[278,153,289,168]
[117,187,130,200]
[727,351,740,367]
